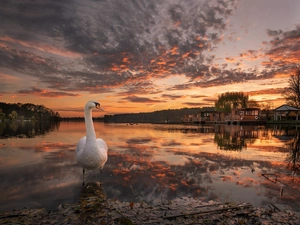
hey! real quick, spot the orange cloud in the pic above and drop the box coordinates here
[169,46,179,55]
[262,26,300,67]
[225,57,236,62]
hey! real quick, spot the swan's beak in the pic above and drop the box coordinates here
[96,105,104,111]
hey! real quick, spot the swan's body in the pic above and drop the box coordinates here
[76,101,108,173]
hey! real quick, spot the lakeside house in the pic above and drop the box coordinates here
[183,104,300,124]
[183,107,262,124]
[230,108,260,122]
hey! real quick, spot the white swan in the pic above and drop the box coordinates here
[76,101,108,182]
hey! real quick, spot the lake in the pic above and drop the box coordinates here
[0,121,299,213]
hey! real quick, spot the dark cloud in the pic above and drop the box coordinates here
[0,0,70,41]
[202,97,217,102]
[123,95,165,103]
[262,24,300,72]
[168,83,193,91]
[184,102,208,106]
[190,94,208,98]
[1,0,299,101]
[0,0,239,94]
[4,0,297,100]
[246,88,285,96]
[161,94,183,100]
[266,29,283,37]
[116,81,162,96]
[168,66,259,90]
[195,68,258,87]
[17,87,80,98]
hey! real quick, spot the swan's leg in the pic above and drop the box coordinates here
[99,168,103,184]
[82,168,85,187]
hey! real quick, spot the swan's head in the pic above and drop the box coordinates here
[85,101,104,111]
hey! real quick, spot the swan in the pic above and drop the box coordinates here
[76,101,108,183]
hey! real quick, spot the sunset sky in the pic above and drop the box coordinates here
[1,0,300,117]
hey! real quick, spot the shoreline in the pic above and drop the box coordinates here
[1,182,299,225]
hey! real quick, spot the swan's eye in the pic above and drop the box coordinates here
[94,102,100,108]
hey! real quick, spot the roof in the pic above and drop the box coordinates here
[274,104,300,111]
[236,108,259,110]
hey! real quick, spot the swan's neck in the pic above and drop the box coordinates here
[84,107,96,141]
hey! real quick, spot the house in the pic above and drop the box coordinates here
[183,114,200,123]
[274,104,300,121]
[197,109,220,122]
[182,107,217,123]
[182,107,263,124]
[202,107,261,123]
[231,108,260,121]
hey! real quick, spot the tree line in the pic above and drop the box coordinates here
[104,107,215,124]
[0,102,61,121]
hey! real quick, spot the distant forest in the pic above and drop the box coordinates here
[103,107,214,123]
[0,102,61,121]
[0,102,215,123]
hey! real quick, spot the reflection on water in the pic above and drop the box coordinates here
[214,125,258,151]
[0,122,299,213]
[0,120,60,138]
[285,131,300,174]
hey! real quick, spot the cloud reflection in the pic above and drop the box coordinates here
[0,123,300,213]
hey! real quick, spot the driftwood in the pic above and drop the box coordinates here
[163,203,251,219]
[267,201,281,212]
[261,173,300,194]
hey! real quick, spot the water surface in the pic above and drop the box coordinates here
[0,121,299,212]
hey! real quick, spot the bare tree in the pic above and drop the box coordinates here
[286,132,300,174]
[284,66,300,107]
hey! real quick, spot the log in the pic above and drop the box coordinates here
[163,204,251,219]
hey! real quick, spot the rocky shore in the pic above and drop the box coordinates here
[1,182,299,225]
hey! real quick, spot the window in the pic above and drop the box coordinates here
[245,110,258,115]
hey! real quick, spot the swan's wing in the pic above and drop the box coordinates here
[76,136,86,156]
[96,138,108,152]
[97,138,108,168]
